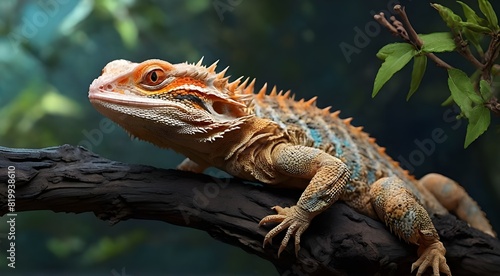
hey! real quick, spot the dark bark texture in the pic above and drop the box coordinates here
[0,145,499,275]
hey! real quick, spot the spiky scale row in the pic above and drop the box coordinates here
[228,74,415,185]
[183,57,411,184]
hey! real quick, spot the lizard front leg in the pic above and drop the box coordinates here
[370,176,451,276]
[259,144,350,256]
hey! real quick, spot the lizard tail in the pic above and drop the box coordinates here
[419,173,496,237]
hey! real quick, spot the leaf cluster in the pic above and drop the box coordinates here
[373,0,499,147]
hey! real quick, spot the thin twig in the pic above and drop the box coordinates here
[426,53,453,69]
[393,5,423,47]
[389,15,410,43]
[486,97,500,116]
[393,5,453,69]
[373,13,398,36]
[455,35,485,70]
[482,35,500,82]
[375,5,454,69]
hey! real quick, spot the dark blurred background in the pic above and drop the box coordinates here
[0,0,499,275]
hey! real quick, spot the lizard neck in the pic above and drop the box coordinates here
[94,97,285,171]
[191,116,286,171]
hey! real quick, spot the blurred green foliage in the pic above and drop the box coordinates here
[79,230,147,265]
[0,0,499,275]
[0,83,81,147]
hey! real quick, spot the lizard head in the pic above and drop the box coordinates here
[88,58,254,147]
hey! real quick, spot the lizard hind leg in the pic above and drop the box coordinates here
[370,176,451,276]
[419,173,496,237]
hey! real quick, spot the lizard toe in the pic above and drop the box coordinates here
[258,206,291,226]
[260,205,311,257]
[279,220,299,257]
[262,218,292,250]
[411,242,451,276]
[294,223,308,256]
[259,214,287,226]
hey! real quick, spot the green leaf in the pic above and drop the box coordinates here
[478,0,499,30]
[376,42,410,59]
[460,21,492,33]
[462,28,484,55]
[373,43,416,97]
[407,55,427,101]
[447,68,474,117]
[447,68,490,147]
[464,105,490,147]
[457,1,486,25]
[479,79,493,100]
[431,3,463,31]
[468,89,484,105]
[441,95,454,106]
[456,1,486,54]
[420,32,456,53]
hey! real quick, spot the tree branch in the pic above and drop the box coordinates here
[454,35,485,70]
[482,33,500,82]
[1,145,499,275]
[374,5,453,70]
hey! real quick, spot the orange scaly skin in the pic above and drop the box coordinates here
[89,58,496,276]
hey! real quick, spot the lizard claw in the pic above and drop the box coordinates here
[411,241,451,276]
[259,205,310,257]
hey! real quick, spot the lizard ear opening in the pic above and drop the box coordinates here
[211,100,247,118]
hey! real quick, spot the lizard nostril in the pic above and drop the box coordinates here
[106,84,113,90]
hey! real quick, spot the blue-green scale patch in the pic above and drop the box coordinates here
[344,182,356,192]
[308,128,323,147]
[341,137,361,180]
[367,170,376,184]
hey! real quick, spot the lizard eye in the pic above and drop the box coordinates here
[143,68,167,86]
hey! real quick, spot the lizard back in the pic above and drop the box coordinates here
[247,88,414,187]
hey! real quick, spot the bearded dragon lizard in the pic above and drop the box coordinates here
[88,58,496,276]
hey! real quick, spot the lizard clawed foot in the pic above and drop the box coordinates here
[258,205,311,257]
[411,241,451,276]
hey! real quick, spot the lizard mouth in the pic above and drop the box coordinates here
[89,90,173,107]
[88,78,181,108]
